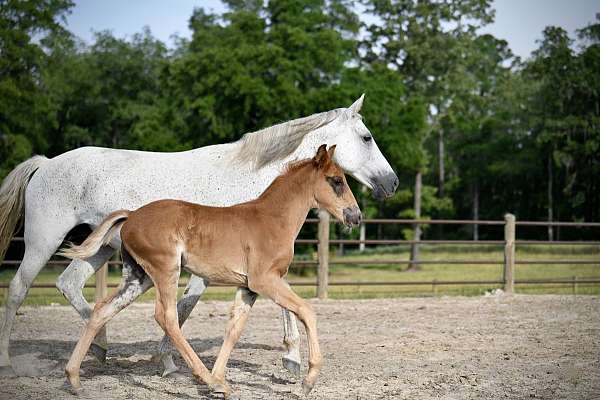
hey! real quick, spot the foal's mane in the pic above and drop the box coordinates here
[235,109,342,169]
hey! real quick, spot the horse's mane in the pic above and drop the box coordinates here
[235,109,341,169]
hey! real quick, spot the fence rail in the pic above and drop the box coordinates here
[2,214,600,297]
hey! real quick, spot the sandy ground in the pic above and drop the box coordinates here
[0,294,598,399]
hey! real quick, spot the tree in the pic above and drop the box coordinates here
[0,0,73,177]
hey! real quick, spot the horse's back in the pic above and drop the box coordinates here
[23,146,231,226]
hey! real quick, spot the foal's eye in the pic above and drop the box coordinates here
[326,176,345,196]
[362,135,372,143]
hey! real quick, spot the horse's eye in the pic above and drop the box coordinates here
[362,135,372,143]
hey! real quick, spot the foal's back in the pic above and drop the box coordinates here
[120,199,269,286]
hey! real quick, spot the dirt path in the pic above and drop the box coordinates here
[0,294,598,399]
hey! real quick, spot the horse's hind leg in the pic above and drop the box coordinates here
[0,225,69,376]
[56,245,114,362]
[157,274,208,377]
[282,307,302,375]
[65,260,152,393]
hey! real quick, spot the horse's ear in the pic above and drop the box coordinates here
[327,144,337,159]
[349,93,365,113]
[313,144,329,168]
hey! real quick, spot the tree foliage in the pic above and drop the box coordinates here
[0,1,598,238]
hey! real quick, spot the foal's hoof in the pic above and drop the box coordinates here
[209,380,232,396]
[302,380,314,396]
[89,343,107,363]
[0,365,16,377]
[62,380,85,396]
[282,357,301,376]
[225,391,240,400]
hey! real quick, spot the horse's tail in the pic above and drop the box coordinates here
[0,155,48,263]
[58,210,130,260]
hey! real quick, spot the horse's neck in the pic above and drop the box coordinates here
[254,165,315,239]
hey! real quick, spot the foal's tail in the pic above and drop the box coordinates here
[58,210,130,260]
[0,155,48,263]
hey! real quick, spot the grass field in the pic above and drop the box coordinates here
[1,244,599,305]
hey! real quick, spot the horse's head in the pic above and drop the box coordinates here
[311,145,361,228]
[327,94,399,200]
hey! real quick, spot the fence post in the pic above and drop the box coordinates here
[317,210,330,299]
[503,213,516,293]
[359,186,367,252]
[95,262,108,302]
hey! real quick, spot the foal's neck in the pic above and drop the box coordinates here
[255,162,316,238]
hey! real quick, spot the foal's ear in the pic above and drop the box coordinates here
[327,145,337,159]
[313,144,329,168]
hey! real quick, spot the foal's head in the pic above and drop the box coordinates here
[311,144,362,228]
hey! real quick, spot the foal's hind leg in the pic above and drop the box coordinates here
[56,245,115,362]
[152,274,229,395]
[157,274,208,377]
[65,262,153,393]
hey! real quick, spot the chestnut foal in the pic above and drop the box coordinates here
[60,144,361,397]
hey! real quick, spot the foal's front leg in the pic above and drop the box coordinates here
[251,277,323,395]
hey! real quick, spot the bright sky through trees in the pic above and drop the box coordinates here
[65,0,598,59]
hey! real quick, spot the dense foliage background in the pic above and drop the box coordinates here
[1,0,598,240]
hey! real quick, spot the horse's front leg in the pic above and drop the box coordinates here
[281,306,302,375]
[157,274,208,377]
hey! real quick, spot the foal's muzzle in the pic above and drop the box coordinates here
[343,207,362,227]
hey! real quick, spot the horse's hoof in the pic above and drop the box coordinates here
[0,365,16,377]
[302,380,314,396]
[161,368,186,380]
[89,343,107,363]
[282,357,301,376]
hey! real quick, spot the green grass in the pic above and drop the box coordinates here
[1,244,599,305]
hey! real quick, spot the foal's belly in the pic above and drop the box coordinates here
[184,263,249,287]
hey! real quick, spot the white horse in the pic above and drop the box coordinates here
[0,95,398,377]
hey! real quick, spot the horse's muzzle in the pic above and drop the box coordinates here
[372,172,399,200]
[343,207,362,227]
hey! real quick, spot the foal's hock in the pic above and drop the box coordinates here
[60,144,361,397]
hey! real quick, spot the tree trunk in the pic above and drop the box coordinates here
[473,181,479,241]
[547,152,554,241]
[408,170,422,271]
[438,129,445,198]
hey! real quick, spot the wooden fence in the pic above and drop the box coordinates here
[2,213,600,299]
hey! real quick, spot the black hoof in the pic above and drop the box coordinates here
[89,343,107,364]
[0,365,16,377]
[282,357,301,376]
